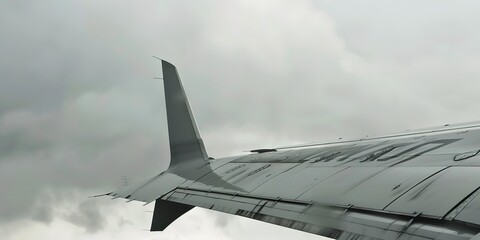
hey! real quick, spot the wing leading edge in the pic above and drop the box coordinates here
[104,61,480,240]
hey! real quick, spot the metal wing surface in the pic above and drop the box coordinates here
[103,60,480,240]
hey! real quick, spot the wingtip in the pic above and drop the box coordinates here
[152,56,174,67]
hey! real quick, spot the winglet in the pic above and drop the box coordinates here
[161,60,209,168]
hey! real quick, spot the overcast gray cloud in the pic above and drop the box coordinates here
[1,0,480,239]
[64,200,106,233]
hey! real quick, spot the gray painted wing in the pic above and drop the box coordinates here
[103,60,480,240]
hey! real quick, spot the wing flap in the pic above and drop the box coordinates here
[161,187,478,240]
[150,199,194,231]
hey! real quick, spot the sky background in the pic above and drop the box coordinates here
[1,0,480,239]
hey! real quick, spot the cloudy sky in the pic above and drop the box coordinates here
[2,0,480,239]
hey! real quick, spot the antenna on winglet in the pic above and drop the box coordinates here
[157,59,209,169]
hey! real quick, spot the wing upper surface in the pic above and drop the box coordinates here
[103,60,480,239]
[107,126,480,239]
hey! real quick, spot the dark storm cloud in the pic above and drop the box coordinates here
[0,0,170,225]
[0,1,131,115]
[0,103,169,224]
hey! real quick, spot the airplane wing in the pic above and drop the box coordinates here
[104,60,480,240]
